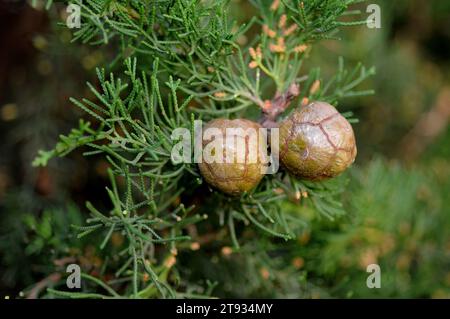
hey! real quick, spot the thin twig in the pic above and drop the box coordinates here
[26,273,62,299]
[260,83,300,128]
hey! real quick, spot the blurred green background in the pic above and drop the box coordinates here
[0,0,449,298]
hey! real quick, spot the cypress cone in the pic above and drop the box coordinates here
[278,101,357,180]
[198,118,267,195]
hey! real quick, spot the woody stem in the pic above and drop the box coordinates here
[260,83,300,128]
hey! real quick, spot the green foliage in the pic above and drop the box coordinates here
[291,159,450,298]
[180,159,449,298]
[30,0,376,298]
[0,196,84,291]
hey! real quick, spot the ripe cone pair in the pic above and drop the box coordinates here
[198,102,357,195]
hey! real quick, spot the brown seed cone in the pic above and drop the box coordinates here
[198,118,267,196]
[278,101,357,180]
